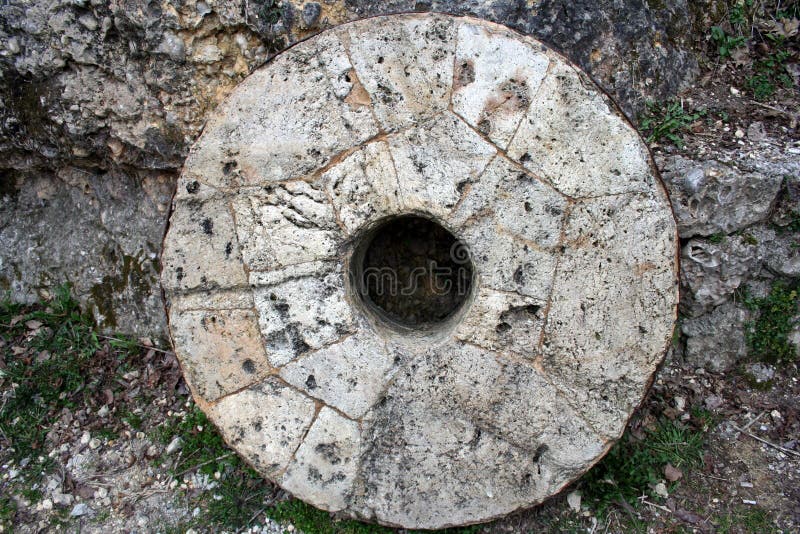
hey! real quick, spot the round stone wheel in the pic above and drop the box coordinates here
[161,13,679,529]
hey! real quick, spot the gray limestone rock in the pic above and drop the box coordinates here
[682,301,749,372]
[659,155,783,238]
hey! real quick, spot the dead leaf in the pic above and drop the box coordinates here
[675,508,706,525]
[765,17,800,38]
[731,47,751,68]
[665,463,683,482]
[25,320,42,330]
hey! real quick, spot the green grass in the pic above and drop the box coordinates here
[743,282,799,365]
[254,0,282,25]
[580,419,707,515]
[269,500,394,534]
[0,286,148,529]
[0,285,100,462]
[784,210,800,234]
[639,101,706,147]
[716,506,777,533]
[269,499,484,534]
[154,406,274,530]
[708,233,727,244]
[747,49,793,101]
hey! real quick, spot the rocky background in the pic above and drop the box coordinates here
[0,0,798,376]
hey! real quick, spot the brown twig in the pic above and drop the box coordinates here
[732,425,800,458]
[97,334,174,355]
[173,452,234,478]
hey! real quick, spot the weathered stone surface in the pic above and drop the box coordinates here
[280,328,399,418]
[343,0,698,118]
[168,307,271,403]
[680,235,761,317]
[281,407,361,512]
[162,14,678,528]
[682,302,749,372]
[342,15,456,131]
[0,169,170,335]
[452,21,549,149]
[251,265,355,367]
[542,193,678,436]
[322,141,401,235]
[232,182,340,272]
[659,155,784,237]
[208,378,316,478]
[161,197,246,293]
[390,113,497,219]
[659,144,800,372]
[506,61,654,198]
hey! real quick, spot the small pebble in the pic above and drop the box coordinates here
[71,503,90,517]
[302,2,321,27]
[166,436,183,455]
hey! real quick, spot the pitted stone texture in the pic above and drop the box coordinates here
[162,14,678,529]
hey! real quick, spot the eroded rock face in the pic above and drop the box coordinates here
[657,147,800,371]
[162,15,679,528]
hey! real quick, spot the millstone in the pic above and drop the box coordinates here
[161,13,679,529]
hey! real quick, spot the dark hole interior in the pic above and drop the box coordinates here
[358,215,473,328]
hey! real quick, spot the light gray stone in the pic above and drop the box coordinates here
[208,378,316,478]
[232,182,340,272]
[322,140,401,235]
[542,193,678,436]
[682,301,749,372]
[659,155,783,237]
[251,265,356,367]
[161,197,246,293]
[389,113,497,221]
[168,307,272,403]
[281,407,361,512]
[342,15,457,131]
[280,328,399,418]
[506,61,655,198]
[680,236,761,317]
[452,20,549,149]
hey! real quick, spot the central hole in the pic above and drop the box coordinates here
[354,215,474,329]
